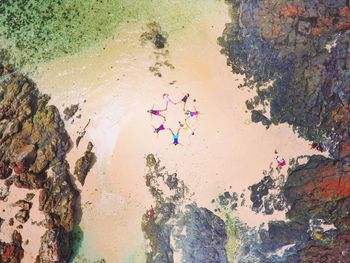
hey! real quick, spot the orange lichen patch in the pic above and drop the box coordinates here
[335,7,350,31]
[339,142,350,159]
[331,106,350,134]
[331,107,346,122]
[300,161,350,201]
[271,17,282,38]
[311,17,335,36]
[280,4,303,18]
[13,163,25,174]
[339,6,350,17]
[0,231,24,262]
[335,19,350,31]
[319,17,334,27]
[320,175,350,199]
[146,206,157,221]
[2,245,15,260]
[311,27,324,37]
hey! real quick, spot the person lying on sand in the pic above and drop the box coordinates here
[179,120,195,136]
[169,128,182,146]
[163,93,175,109]
[176,93,190,111]
[153,122,166,134]
[185,106,199,120]
[147,105,166,121]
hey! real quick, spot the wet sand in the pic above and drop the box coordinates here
[31,4,323,262]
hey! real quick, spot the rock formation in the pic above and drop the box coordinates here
[74,142,96,186]
[218,1,350,261]
[0,230,24,263]
[142,154,229,263]
[219,0,350,159]
[0,61,79,262]
[63,104,79,121]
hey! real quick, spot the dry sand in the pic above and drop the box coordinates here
[0,181,46,262]
[29,4,324,262]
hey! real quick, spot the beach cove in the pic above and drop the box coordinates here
[29,2,322,262]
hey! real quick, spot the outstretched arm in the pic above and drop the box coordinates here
[168,128,175,136]
[176,128,181,135]
[185,118,189,126]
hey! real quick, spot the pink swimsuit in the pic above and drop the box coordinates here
[151,110,160,116]
[190,111,198,117]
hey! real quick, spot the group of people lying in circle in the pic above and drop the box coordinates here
[147,93,199,146]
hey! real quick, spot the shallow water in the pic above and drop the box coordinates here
[0,0,222,67]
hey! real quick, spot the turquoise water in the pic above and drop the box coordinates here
[0,0,221,66]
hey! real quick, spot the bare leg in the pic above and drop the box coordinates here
[194,106,199,120]
[158,114,166,121]
[149,105,155,120]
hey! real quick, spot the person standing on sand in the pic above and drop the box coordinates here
[176,93,190,111]
[310,142,324,152]
[147,105,166,121]
[276,156,286,167]
[169,128,182,146]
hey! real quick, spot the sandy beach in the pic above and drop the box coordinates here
[29,3,324,262]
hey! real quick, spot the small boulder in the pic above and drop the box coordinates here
[63,104,79,120]
[25,193,35,201]
[15,209,29,224]
[14,200,32,210]
[74,142,96,186]
[14,144,37,168]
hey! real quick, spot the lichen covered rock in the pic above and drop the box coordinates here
[219,0,350,157]
[0,230,24,263]
[74,142,95,186]
[0,66,78,262]
[142,154,229,263]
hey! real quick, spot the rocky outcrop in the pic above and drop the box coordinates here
[281,155,350,262]
[0,217,4,231]
[229,156,350,262]
[140,22,167,49]
[37,227,71,263]
[219,0,350,158]
[0,230,24,263]
[142,154,229,263]
[217,2,350,261]
[63,104,79,121]
[14,200,32,224]
[15,209,30,224]
[38,162,77,232]
[0,64,79,262]
[74,142,95,186]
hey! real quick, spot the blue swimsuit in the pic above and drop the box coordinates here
[173,134,179,145]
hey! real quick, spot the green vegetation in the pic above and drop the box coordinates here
[0,0,221,66]
[71,224,84,259]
